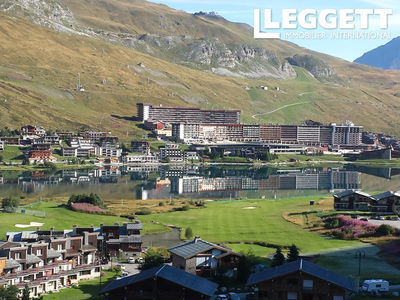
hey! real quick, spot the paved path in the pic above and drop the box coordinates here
[251,101,311,119]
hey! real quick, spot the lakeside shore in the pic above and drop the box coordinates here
[3,158,400,171]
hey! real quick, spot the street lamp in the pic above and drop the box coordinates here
[354,250,365,276]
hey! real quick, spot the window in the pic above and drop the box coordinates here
[36,249,43,255]
[287,292,297,300]
[333,297,343,300]
[303,280,313,289]
[57,244,63,251]
[14,253,21,259]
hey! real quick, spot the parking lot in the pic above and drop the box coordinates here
[367,219,400,229]
[102,262,141,276]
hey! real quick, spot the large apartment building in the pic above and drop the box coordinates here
[173,170,361,194]
[173,122,363,146]
[331,122,363,146]
[0,221,143,298]
[137,103,241,124]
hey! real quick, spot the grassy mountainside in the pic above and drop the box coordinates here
[58,1,400,84]
[0,0,400,137]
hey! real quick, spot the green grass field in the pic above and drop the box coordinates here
[0,202,165,238]
[140,196,400,282]
[313,245,400,284]
[0,146,25,163]
[42,270,118,300]
[225,243,276,257]
[140,196,361,254]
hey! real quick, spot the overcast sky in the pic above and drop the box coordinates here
[148,0,400,61]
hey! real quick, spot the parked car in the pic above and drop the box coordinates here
[360,218,368,222]
[116,272,129,280]
[361,279,389,293]
[136,257,145,264]
[128,257,135,264]
[393,216,400,221]
[378,216,385,220]
[115,264,125,271]
[216,295,228,300]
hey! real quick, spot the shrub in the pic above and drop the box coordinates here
[44,161,57,172]
[68,193,105,208]
[323,217,339,229]
[135,208,152,215]
[158,202,164,207]
[70,202,107,214]
[185,227,193,239]
[327,215,377,239]
[189,199,205,207]
[375,224,395,236]
[140,248,164,270]
[170,205,190,212]
[1,197,19,209]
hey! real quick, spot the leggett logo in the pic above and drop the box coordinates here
[254,8,393,40]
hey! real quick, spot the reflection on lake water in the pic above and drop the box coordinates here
[142,228,181,248]
[1,165,400,201]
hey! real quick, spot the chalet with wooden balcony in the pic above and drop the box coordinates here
[168,237,241,278]
[333,190,371,211]
[246,259,357,300]
[370,191,400,214]
[97,222,143,258]
[99,264,218,300]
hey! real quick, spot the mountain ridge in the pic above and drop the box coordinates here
[355,37,400,70]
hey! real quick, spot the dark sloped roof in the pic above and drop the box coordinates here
[47,248,61,258]
[168,238,228,259]
[26,254,42,264]
[246,259,356,292]
[5,259,20,269]
[0,241,23,249]
[372,191,400,201]
[99,264,218,296]
[333,190,370,198]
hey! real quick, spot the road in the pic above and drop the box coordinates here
[102,262,141,276]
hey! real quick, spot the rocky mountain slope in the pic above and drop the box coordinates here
[0,0,324,80]
[355,37,400,70]
[0,0,400,137]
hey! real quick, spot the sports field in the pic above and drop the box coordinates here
[140,196,361,254]
[140,196,400,281]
